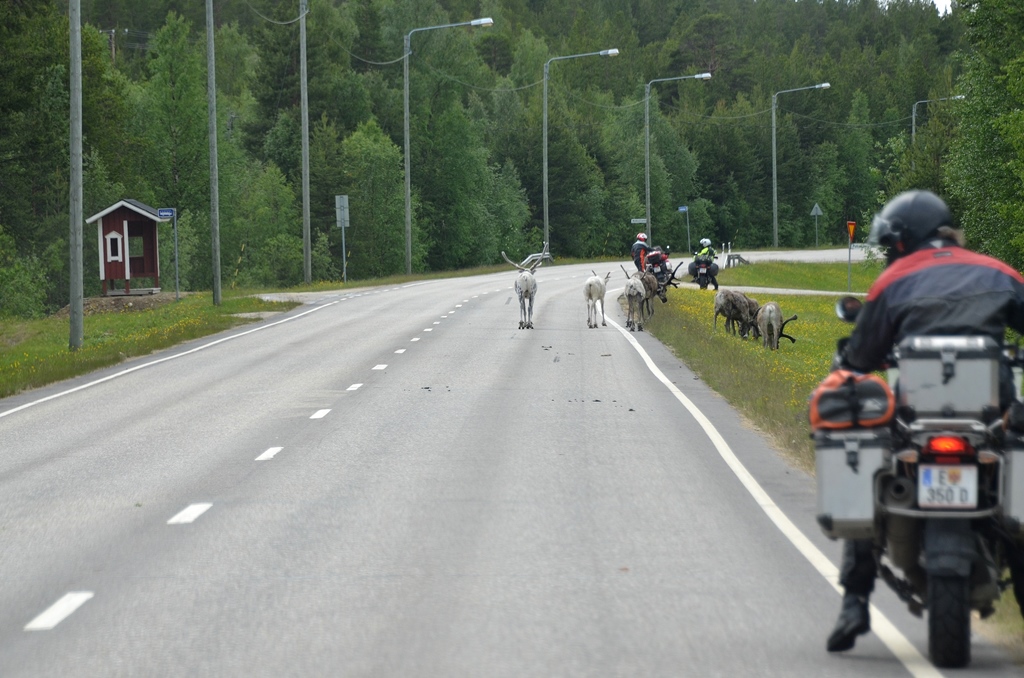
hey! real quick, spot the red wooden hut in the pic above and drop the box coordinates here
[86,199,169,296]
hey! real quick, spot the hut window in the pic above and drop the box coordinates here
[105,231,123,262]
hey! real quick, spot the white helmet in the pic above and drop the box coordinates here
[636,232,647,241]
[700,238,711,247]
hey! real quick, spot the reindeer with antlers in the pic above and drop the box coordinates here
[755,301,798,350]
[501,245,547,329]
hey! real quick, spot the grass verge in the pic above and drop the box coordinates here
[0,291,298,399]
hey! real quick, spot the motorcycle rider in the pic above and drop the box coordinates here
[687,238,719,290]
[631,233,651,271]
[827,189,1024,653]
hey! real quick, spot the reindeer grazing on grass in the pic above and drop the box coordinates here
[714,290,759,339]
[584,271,612,328]
[755,301,798,350]
[501,247,545,329]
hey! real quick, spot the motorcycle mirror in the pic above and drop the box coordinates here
[835,296,862,323]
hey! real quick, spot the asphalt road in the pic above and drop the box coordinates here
[0,261,1019,677]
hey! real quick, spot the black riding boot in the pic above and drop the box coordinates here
[712,276,719,290]
[827,593,870,652]
[827,539,875,652]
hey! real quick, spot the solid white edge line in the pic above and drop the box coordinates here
[310,409,331,419]
[24,591,94,631]
[608,316,941,678]
[167,503,213,525]
[256,446,283,461]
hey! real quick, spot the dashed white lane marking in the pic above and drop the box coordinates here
[609,318,939,678]
[424,328,433,332]
[167,503,213,525]
[372,364,387,370]
[310,409,331,419]
[347,384,363,391]
[456,304,463,308]
[410,338,420,342]
[25,592,94,631]
[441,315,448,318]
[256,447,283,461]
[462,300,469,302]
[394,349,406,354]
[433,321,440,325]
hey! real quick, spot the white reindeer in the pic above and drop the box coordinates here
[755,301,798,350]
[584,271,612,328]
[624,276,647,331]
[501,248,544,329]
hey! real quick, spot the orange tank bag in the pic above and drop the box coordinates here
[809,369,895,430]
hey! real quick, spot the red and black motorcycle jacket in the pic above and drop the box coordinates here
[844,240,1024,380]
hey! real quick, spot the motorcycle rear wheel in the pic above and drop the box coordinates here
[928,574,971,668]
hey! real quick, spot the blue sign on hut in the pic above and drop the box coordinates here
[86,199,170,296]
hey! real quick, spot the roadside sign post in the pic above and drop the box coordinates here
[811,203,823,248]
[335,195,350,283]
[158,208,178,301]
[846,220,856,292]
[678,206,690,253]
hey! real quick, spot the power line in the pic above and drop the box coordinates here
[244,1,308,26]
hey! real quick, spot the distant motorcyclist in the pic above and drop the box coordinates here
[826,189,1024,653]
[687,238,719,290]
[631,233,651,271]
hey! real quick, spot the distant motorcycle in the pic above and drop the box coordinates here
[692,254,717,290]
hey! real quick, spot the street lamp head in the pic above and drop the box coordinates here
[600,48,620,57]
[471,17,494,27]
[951,94,965,100]
[697,72,712,80]
[818,82,831,89]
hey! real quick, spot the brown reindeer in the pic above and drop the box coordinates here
[755,301,798,349]
[714,290,760,338]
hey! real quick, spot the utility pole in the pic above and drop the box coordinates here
[206,0,222,304]
[69,0,83,350]
[300,0,311,284]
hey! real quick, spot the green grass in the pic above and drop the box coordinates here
[0,292,298,399]
[717,259,885,294]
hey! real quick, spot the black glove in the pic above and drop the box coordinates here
[830,338,851,372]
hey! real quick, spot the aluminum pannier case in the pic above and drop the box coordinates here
[896,335,1001,419]
[815,428,890,540]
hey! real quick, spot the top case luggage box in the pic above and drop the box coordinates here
[896,335,1000,419]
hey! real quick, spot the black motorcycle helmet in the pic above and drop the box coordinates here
[868,190,953,261]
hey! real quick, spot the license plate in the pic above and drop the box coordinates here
[699,267,707,273]
[653,265,662,273]
[918,465,978,508]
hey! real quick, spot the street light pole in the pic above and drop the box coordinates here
[403,17,493,275]
[912,95,964,145]
[645,72,710,247]
[772,82,829,248]
[543,48,619,253]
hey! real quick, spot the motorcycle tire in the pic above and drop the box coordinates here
[928,574,971,668]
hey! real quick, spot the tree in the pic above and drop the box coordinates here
[340,120,409,279]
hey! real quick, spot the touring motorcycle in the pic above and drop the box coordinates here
[813,295,1024,668]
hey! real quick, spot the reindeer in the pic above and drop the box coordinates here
[755,301,798,350]
[621,265,659,324]
[501,246,545,329]
[584,271,612,328]
[624,276,647,331]
[714,290,755,337]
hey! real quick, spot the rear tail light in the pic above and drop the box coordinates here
[924,436,974,463]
